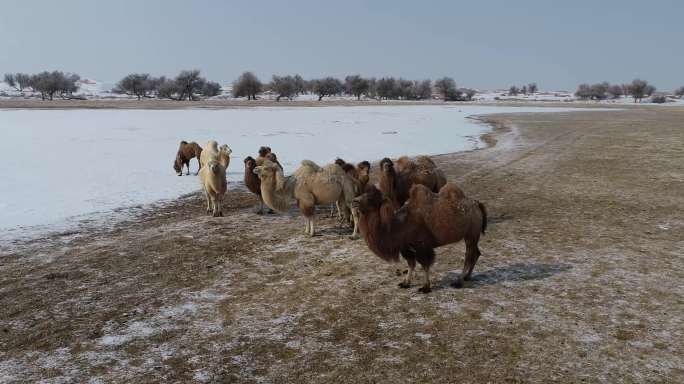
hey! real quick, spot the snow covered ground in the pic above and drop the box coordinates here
[0,105,585,239]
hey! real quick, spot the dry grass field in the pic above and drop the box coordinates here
[1,107,682,383]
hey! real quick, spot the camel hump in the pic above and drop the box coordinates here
[300,159,321,170]
[408,183,434,202]
[416,156,438,173]
[439,183,466,200]
[180,140,188,145]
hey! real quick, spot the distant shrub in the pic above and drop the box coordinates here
[233,72,262,100]
[435,77,456,101]
[651,95,667,104]
[4,73,31,92]
[311,77,343,101]
[30,71,80,100]
[527,82,538,94]
[674,86,684,98]
[627,79,655,103]
[344,75,369,100]
[508,85,520,96]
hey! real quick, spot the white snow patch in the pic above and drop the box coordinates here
[0,105,585,240]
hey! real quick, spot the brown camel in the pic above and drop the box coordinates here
[352,183,487,293]
[244,156,273,215]
[378,156,447,209]
[173,141,203,176]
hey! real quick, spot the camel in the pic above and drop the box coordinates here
[253,146,283,170]
[173,141,203,176]
[378,156,447,209]
[352,183,487,293]
[199,140,220,169]
[244,156,273,215]
[253,159,358,237]
[356,160,371,191]
[199,142,230,217]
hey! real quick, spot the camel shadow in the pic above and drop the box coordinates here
[434,262,572,290]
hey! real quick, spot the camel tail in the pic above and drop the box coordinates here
[478,201,487,234]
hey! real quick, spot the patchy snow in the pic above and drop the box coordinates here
[0,105,579,239]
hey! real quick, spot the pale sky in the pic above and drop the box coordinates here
[1,0,682,90]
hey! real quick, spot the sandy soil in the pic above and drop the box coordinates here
[1,108,683,383]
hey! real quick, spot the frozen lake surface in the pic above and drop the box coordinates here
[0,105,576,238]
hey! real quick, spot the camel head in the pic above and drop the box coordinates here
[265,152,279,163]
[357,161,371,173]
[244,156,256,171]
[258,146,272,157]
[253,159,285,189]
[379,158,395,174]
[173,154,182,174]
[219,144,232,156]
[352,184,385,214]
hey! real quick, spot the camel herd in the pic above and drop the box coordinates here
[173,140,487,293]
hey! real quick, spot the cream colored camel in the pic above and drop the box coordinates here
[254,159,358,237]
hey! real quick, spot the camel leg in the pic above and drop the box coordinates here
[417,248,435,293]
[453,240,480,288]
[398,250,416,288]
[217,194,223,217]
[308,216,316,236]
[349,209,359,240]
[204,190,211,214]
[256,197,264,215]
[195,159,201,175]
[418,265,431,293]
[186,161,190,176]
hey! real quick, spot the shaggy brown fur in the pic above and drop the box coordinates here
[244,156,270,214]
[173,141,203,176]
[356,161,371,191]
[255,146,272,166]
[353,184,487,293]
[378,156,447,209]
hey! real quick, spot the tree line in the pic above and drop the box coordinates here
[4,71,81,100]
[575,79,658,103]
[232,72,474,101]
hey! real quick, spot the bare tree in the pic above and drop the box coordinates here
[627,79,655,103]
[464,88,477,101]
[344,75,369,100]
[175,70,206,101]
[311,77,343,101]
[114,73,153,100]
[521,85,528,95]
[232,71,262,100]
[156,78,182,100]
[415,80,432,100]
[589,82,610,100]
[575,84,592,100]
[527,83,538,94]
[375,77,397,100]
[508,85,520,96]
[434,77,456,101]
[201,81,222,97]
[270,75,297,101]
[29,71,80,101]
[607,84,624,99]
[293,74,306,96]
[4,73,31,92]
[675,86,684,98]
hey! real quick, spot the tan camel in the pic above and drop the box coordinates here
[253,159,357,237]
